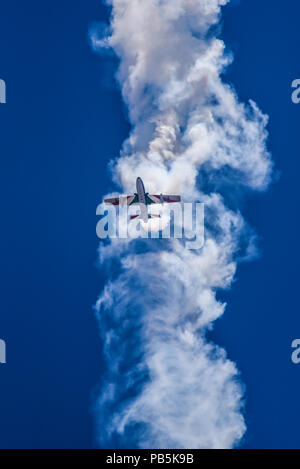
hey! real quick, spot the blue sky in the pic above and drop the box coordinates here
[0,0,300,449]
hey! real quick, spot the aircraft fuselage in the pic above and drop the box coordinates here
[136,177,148,222]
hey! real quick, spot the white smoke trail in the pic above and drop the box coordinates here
[92,0,272,449]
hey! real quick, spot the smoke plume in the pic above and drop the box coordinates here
[91,0,272,449]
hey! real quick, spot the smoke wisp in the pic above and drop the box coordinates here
[92,0,272,449]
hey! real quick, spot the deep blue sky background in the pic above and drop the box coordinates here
[0,0,299,449]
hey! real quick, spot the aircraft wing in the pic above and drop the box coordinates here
[147,194,181,204]
[104,194,139,206]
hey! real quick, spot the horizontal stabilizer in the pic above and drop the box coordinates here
[129,214,161,220]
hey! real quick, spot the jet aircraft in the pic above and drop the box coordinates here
[104,177,181,223]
